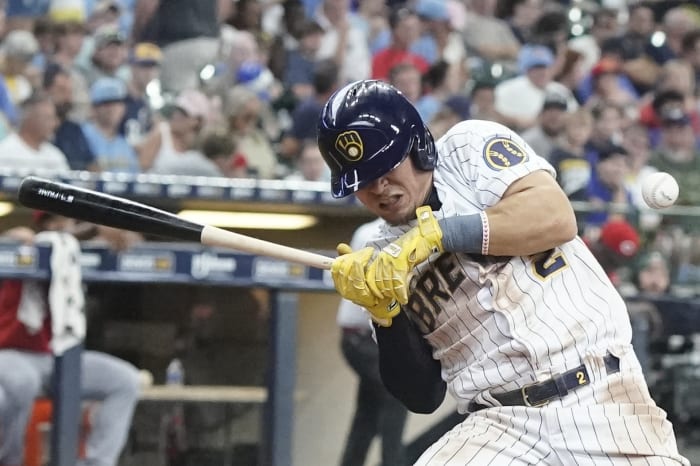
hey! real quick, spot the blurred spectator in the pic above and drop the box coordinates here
[568,7,620,78]
[388,62,422,104]
[121,42,162,145]
[281,19,324,101]
[314,0,371,84]
[622,123,661,232]
[553,48,586,98]
[226,0,264,42]
[586,101,624,154]
[681,28,700,84]
[521,91,568,160]
[44,63,98,171]
[133,0,225,94]
[137,88,210,173]
[199,127,248,178]
[284,139,330,182]
[529,10,570,79]
[412,0,466,67]
[50,19,91,120]
[550,108,594,200]
[647,6,699,67]
[1,29,41,105]
[353,0,390,55]
[81,77,140,173]
[583,57,639,113]
[648,106,700,207]
[371,6,428,81]
[267,0,310,82]
[461,0,519,62]
[30,16,55,72]
[428,94,470,140]
[224,85,278,178]
[417,60,468,124]
[578,142,634,228]
[81,24,129,84]
[494,44,577,130]
[601,4,659,94]
[496,0,542,45]
[586,218,641,289]
[466,78,501,122]
[0,91,69,171]
[5,0,49,32]
[639,63,700,147]
[635,251,672,297]
[279,58,339,161]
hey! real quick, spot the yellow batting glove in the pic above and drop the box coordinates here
[332,243,400,327]
[367,206,444,304]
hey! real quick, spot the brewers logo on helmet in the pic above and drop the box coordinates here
[317,80,437,198]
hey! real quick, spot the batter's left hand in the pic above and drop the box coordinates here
[367,206,444,304]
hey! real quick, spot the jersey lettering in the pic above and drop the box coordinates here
[406,254,467,334]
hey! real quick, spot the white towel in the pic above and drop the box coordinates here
[17,280,46,334]
[35,231,86,355]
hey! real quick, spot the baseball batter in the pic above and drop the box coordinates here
[318,80,688,465]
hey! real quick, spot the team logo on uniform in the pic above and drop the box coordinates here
[335,131,363,161]
[483,137,528,170]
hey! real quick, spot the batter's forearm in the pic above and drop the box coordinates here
[375,312,446,414]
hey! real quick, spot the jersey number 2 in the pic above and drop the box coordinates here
[532,249,568,280]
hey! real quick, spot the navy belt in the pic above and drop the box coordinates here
[469,354,620,412]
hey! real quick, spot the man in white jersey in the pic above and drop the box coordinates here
[318,80,688,465]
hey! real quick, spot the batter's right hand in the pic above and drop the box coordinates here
[332,243,401,327]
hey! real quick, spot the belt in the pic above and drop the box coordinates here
[469,353,620,412]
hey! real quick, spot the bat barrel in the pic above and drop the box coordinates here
[18,176,204,242]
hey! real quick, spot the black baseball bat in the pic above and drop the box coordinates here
[17,176,334,269]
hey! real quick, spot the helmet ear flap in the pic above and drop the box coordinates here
[410,125,437,170]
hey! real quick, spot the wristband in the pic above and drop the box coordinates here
[480,211,490,255]
[438,213,486,255]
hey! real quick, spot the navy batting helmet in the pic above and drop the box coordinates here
[317,80,437,198]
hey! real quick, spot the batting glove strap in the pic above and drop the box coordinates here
[367,206,444,304]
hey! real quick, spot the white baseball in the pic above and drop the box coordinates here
[641,172,679,209]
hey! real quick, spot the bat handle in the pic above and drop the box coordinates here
[200,226,334,270]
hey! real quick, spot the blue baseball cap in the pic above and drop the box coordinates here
[518,45,555,74]
[416,0,449,21]
[90,77,127,104]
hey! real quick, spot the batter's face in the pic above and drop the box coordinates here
[355,157,433,225]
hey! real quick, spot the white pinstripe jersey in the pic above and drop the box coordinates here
[368,120,634,414]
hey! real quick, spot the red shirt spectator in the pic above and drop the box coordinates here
[371,6,428,80]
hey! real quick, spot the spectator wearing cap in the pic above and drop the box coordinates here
[314,0,371,84]
[44,63,98,171]
[582,57,639,112]
[81,77,140,173]
[586,219,641,289]
[648,105,700,207]
[461,0,519,62]
[521,92,568,161]
[136,88,211,174]
[494,44,577,130]
[0,92,70,172]
[50,20,92,121]
[120,42,162,145]
[411,0,466,67]
[5,0,50,32]
[579,142,634,228]
[1,29,41,105]
[371,6,429,81]
[80,24,129,85]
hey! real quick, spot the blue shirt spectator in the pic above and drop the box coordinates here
[81,121,140,173]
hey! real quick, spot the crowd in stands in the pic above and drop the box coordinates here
[1,0,700,289]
